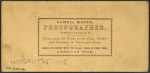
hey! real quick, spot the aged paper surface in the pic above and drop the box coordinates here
[1,1,149,72]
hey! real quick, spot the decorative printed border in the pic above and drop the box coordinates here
[38,18,112,56]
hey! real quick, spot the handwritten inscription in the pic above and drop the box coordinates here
[11,58,68,65]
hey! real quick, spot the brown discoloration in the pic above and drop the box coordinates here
[4,44,11,51]
[118,54,123,59]
[1,1,148,72]
[9,5,14,16]
[32,11,38,18]
[21,54,25,59]
[39,65,42,69]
